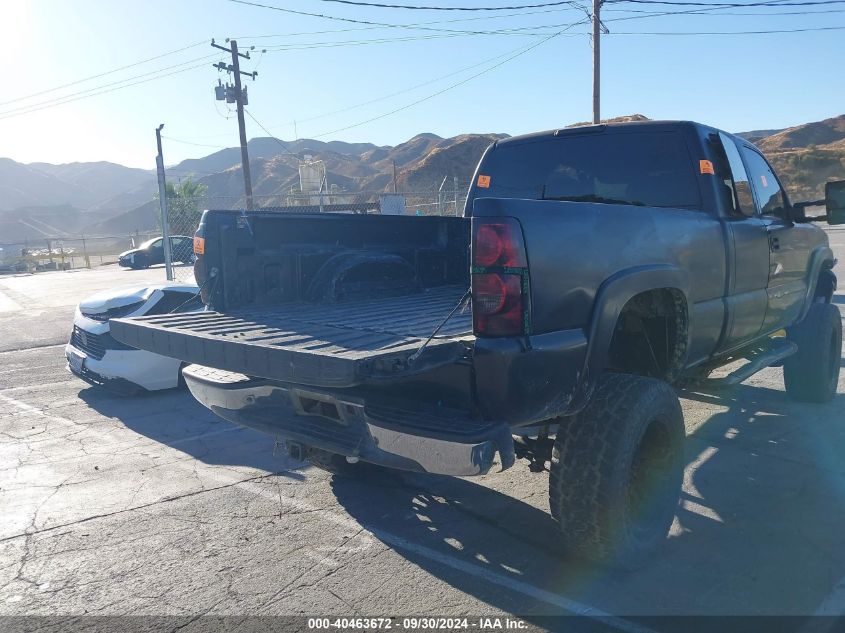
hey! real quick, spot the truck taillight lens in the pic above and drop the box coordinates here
[473,222,526,268]
[473,273,523,336]
[471,218,529,337]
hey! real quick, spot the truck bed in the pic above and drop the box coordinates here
[110,285,472,388]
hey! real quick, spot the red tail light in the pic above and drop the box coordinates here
[471,218,529,337]
[473,222,526,268]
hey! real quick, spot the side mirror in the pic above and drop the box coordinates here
[827,180,845,225]
[789,203,808,222]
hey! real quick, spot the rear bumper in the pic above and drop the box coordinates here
[182,365,515,477]
[473,328,589,424]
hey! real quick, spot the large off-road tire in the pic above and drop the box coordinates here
[783,302,842,403]
[549,373,685,568]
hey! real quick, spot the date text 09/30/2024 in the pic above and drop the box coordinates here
[307,618,528,630]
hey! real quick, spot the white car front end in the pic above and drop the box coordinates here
[66,283,201,392]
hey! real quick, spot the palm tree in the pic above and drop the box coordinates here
[156,178,208,234]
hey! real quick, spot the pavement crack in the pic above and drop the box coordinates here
[0,471,291,545]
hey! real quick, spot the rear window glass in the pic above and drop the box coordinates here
[470,130,701,211]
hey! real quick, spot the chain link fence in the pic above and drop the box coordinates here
[0,233,159,275]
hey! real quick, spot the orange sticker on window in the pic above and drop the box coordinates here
[193,236,205,255]
[761,174,768,188]
[699,160,715,175]
[477,174,491,188]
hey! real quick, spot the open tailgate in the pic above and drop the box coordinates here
[110,286,472,388]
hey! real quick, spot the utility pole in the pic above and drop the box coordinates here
[592,0,601,124]
[212,39,257,210]
[155,124,174,281]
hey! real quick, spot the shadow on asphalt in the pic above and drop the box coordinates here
[77,385,303,478]
[331,382,845,618]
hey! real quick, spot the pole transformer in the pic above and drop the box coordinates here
[212,39,257,210]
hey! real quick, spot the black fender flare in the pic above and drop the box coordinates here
[569,265,691,412]
[796,245,836,322]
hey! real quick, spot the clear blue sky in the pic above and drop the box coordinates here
[3,0,843,168]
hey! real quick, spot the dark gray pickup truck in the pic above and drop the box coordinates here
[112,120,844,566]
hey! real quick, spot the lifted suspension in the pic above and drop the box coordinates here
[513,426,554,473]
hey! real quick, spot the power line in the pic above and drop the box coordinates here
[174,37,582,141]
[308,19,589,139]
[0,40,207,108]
[183,0,826,143]
[610,23,845,31]
[601,0,845,28]
[0,55,217,119]
[233,6,583,39]
[227,0,590,31]
[8,12,557,112]
[224,20,587,144]
[585,0,840,26]
[600,0,836,21]
[243,109,298,155]
[234,1,837,48]
[606,0,845,6]
[166,166,235,177]
[0,60,212,121]
[604,4,845,11]
[0,18,572,122]
[162,136,232,150]
[2,24,505,122]
[314,0,586,9]
[277,41,571,126]
[258,26,579,51]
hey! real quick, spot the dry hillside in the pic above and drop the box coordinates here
[3,114,843,240]
[756,114,845,200]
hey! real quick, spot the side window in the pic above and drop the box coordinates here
[718,133,756,217]
[150,238,163,250]
[740,147,787,217]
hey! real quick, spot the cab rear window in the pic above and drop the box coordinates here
[470,130,701,211]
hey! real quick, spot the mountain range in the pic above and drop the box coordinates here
[2,114,843,243]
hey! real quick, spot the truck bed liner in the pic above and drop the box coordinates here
[110,285,472,388]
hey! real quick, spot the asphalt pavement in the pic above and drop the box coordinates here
[1,235,844,630]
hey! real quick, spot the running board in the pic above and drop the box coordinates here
[705,339,798,389]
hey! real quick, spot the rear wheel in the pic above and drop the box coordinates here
[549,373,685,568]
[783,302,842,403]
